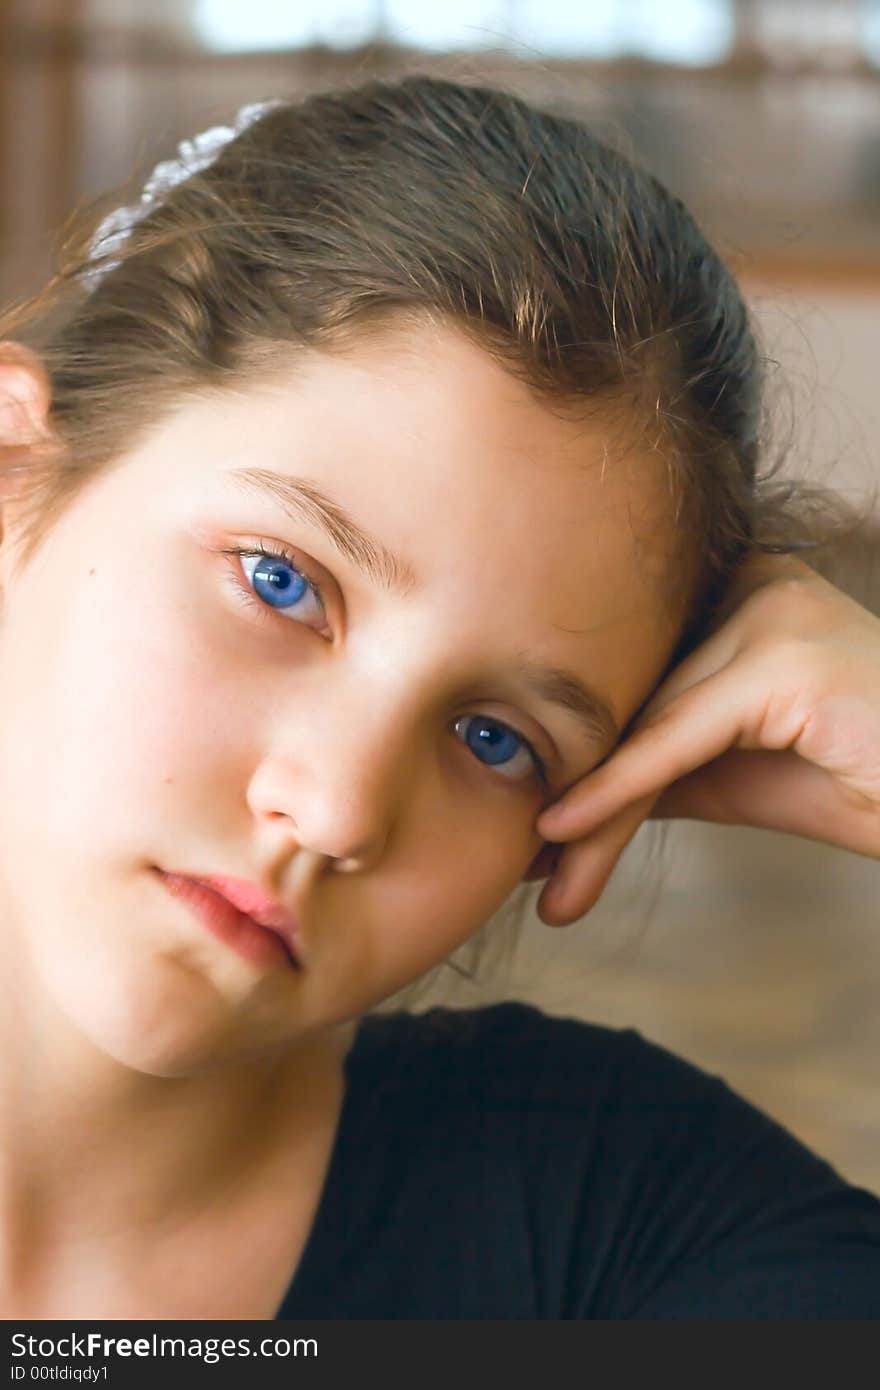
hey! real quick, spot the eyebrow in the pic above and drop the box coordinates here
[227,466,619,751]
[513,661,619,750]
[230,466,418,595]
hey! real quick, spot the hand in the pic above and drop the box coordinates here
[533,551,880,926]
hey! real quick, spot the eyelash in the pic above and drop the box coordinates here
[220,539,549,789]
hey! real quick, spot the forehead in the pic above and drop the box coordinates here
[253,317,679,562]
[267,321,680,635]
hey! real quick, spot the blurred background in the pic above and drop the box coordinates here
[1,1,879,1192]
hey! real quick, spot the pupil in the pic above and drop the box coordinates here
[253,558,307,609]
[468,718,518,766]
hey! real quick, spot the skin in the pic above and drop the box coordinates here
[0,319,685,1304]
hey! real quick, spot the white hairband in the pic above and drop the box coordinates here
[84,99,282,291]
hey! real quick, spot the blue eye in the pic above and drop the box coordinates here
[234,546,327,628]
[454,715,546,785]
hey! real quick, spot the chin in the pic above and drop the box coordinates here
[51,947,278,1078]
[82,1005,284,1078]
[76,999,238,1078]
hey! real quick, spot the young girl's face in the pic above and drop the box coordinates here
[0,320,683,1075]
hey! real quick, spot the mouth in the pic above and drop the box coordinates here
[153,869,303,973]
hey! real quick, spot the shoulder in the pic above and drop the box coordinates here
[349,998,880,1214]
[352,997,730,1108]
[351,999,631,1097]
[351,1001,880,1318]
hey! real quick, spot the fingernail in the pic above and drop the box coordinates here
[541,877,567,921]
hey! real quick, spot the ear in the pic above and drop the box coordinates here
[521,841,562,884]
[0,342,52,460]
[0,343,54,556]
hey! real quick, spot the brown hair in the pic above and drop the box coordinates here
[1,74,873,998]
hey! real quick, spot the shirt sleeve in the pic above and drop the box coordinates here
[483,1004,880,1319]
[614,1030,880,1319]
[573,1022,880,1318]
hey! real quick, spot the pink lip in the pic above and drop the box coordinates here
[155,870,304,971]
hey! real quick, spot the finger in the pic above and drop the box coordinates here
[536,651,783,843]
[536,792,656,926]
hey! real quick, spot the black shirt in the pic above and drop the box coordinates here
[277,1001,880,1318]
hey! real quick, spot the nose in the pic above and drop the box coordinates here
[245,691,417,873]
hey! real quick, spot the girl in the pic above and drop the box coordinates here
[0,76,878,1320]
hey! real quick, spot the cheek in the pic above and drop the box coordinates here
[0,558,234,862]
[355,810,536,987]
